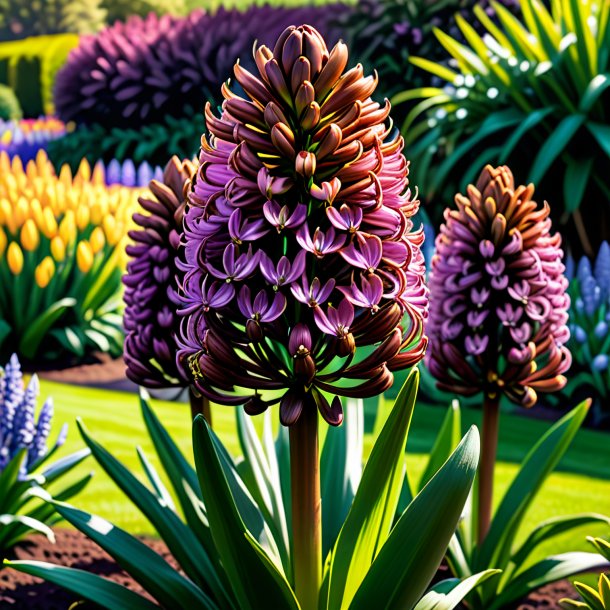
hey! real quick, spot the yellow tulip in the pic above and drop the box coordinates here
[90,201,104,225]
[15,196,29,228]
[103,215,118,245]
[50,235,66,262]
[90,226,106,254]
[7,242,23,275]
[59,210,76,245]
[20,218,40,252]
[41,207,58,238]
[0,228,6,255]
[76,240,94,273]
[76,204,90,231]
[35,256,55,288]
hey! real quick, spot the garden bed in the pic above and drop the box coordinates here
[1,530,579,609]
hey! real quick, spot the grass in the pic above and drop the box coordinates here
[37,378,610,569]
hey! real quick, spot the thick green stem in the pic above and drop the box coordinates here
[290,405,321,610]
[189,389,212,427]
[478,393,500,545]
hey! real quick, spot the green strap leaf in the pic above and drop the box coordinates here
[18,298,76,359]
[321,397,363,557]
[236,407,290,572]
[52,501,216,609]
[579,74,610,113]
[491,553,610,610]
[76,419,218,597]
[348,427,480,610]
[42,449,91,483]
[192,416,299,610]
[413,570,501,610]
[587,122,610,159]
[477,401,590,572]
[3,560,160,610]
[136,446,176,511]
[326,369,419,610]
[418,400,462,491]
[498,107,554,161]
[528,114,586,184]
[0,514,55,546]
[564,157,594,213]
[511,513,610,568]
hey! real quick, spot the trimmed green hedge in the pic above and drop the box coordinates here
[0,34,78,117]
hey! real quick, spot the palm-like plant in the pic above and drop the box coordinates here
[397,0,610,253]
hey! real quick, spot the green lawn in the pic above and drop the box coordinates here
[38,378,610,569]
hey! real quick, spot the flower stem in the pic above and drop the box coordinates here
[478,393,500,545]
[189,389,212,427]
[290,405,321,610]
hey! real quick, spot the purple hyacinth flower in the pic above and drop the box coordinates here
[176,24,428,426]
[123,157,196,388]
[427,165,570,407]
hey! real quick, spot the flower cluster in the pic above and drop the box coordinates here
[427,165,571,407]
[0,150,145,362]
[177,25,428,426]
[564,242,610,416]
[98,158,164,187]
[123,156,195,388]
[0,355,66,478]
[54,7,345,129]
[0,117,67,163]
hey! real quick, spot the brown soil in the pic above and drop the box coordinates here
[36,353,137,393]
[1,530,579,609]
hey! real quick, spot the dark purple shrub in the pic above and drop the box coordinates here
[54,6,347,129]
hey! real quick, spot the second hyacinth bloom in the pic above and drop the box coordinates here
[427,165,571,407]
[178,25,428,426]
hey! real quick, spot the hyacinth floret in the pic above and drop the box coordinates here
[123,157,196,388]
[178,24,428,427]
[427,165,571,408]
[0,355,63,478]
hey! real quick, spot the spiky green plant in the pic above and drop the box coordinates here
[561,538,610,609]
[397,0,610,252]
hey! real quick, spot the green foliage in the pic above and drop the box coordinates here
[0,84,21,120]
[0,35,79,116]
[0,450,91,557]
[399,0,610,228]
[338,0,521,109]
[4,375,491,610]
[0,0,105,40]
[411,400,610,609]
[47,112,203,172]
[102,0,186,22]
[561,538,610,609]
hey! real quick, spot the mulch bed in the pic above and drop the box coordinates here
[36,353,137,393]
[1,529,579,609]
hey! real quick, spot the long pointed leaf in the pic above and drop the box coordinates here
[192,416,299,610]
[52,501,215,609]
[326,369,419,610]
[321,397,364,556]
[418,400,461,491]
[477,401,590,572]
[492,553,609,610]
[414,570,501,610]
[348,427,480,610]
[76,419,218,597]
[528,114,586,184]
[4,560,159,610]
